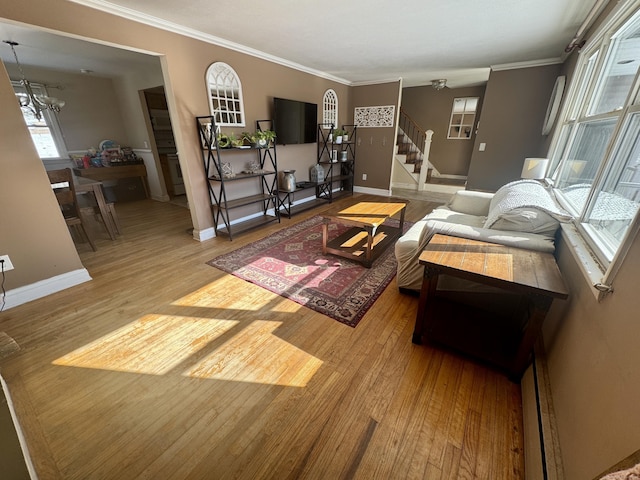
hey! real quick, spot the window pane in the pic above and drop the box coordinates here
[452,98,465,113]
[21,107,60,158]
[569,51,599,121]
[555,118,617,212]
[589,13,640,116]
[465,97,478,111]
[584,112,640,259]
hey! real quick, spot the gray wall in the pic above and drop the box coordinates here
[466,64,562,192]
[401,84,485,176]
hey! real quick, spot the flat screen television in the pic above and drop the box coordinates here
[273,97,317,145]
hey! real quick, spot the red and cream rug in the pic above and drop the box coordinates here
[207,215,408,327]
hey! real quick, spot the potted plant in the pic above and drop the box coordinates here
[216,133,231,149]
[242,130,276,148]
[333,128,345,144]
[229,133,244,148]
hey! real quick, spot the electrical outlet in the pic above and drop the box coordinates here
[0,255,14,271]
[362,173,367,181]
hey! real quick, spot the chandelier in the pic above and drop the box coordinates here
[431,79,447,90]
[3,40,65,120]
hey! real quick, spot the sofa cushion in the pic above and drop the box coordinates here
[423,206,486,228]
[445,190,494,216]
[484,179,572,234]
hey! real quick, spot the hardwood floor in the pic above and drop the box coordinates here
[0,193,524,479]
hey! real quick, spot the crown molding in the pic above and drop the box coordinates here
[491,57,563,71]
[67,0,352,86]
[351,77,403,87]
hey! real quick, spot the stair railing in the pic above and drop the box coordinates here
[399,107,426,156]
[399,108,434,190]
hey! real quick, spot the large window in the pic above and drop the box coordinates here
[549,1,640,289]
[206,62,245,127]
[12,81,66,159]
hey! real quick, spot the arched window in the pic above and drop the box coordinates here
[322,89,338,128]
[206,62,245,127]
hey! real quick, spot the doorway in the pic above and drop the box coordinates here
[143,86,186,206]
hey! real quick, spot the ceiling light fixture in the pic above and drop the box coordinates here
[431,79,447,90]
[3,40,65,120]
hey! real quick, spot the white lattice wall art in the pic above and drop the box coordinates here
[354,105,395,128]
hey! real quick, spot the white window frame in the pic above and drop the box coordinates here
[206,62,245,127]
[447,97,478,139]
[547,0,640,300]
[12,81,67,160]
[322,89,338,129]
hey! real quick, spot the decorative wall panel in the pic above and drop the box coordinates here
[354,105,395,128]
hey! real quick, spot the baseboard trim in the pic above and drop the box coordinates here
[353,186,391,196]
[1,269,92,311]
[193,227,215,242]
[523,339,564,480]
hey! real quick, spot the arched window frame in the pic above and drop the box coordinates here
[322,89,338,129]
[206,62,245,127]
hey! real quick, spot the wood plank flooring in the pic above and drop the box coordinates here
[0,193,524,479]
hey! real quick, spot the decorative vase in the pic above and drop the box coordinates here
[279,170,297,192]
[310,164,324,182]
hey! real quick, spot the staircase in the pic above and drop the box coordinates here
[395,108,435,191]
[394,108,467,191]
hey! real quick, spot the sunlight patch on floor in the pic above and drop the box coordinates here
[52,315,239,375]
[185,320,323,387]
[52,315,322,387]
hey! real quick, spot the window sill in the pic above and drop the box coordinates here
[560,223,608,302]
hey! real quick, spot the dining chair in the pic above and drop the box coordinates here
[47,168,97,251]
[78,192,121,236]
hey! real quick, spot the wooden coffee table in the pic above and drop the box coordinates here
[413,234,568,380]
[321,201,407,267]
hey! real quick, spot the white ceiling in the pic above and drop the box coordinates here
[1,0,603,87]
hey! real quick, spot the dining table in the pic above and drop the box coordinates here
[74,176,119,241]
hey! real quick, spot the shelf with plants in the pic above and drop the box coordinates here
[316,123,357,202]
[196,115,280,240]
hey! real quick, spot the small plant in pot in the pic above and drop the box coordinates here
[242,130,276,148]
[229,132,244,148]
[217,133,231,149]
[333,128,345,144]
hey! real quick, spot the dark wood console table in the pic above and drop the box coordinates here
[412,234,568,381]
[74,164,149,198]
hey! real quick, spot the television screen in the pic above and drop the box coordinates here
[273,97,318,145]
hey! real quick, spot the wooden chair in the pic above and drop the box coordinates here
[78,193,121,236]
[47,168,97,251]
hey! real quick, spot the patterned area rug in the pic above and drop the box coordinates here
[207,215,410,327]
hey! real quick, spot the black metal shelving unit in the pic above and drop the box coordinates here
[196,116,280,240]
[316,123,357,203]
